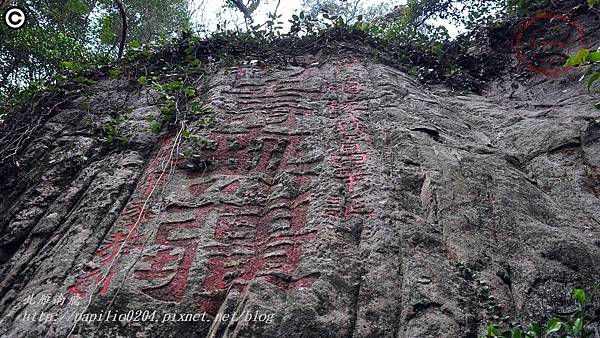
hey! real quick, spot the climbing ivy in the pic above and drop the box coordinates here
[99,113,130,145]
[566,48,600,109]
[482,285,600,338]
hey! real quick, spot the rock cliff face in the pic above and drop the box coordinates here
[1,12,600,338]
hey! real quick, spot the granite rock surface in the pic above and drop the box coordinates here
[1,16,600,338]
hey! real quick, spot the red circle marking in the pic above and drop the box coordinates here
[514,12,585,75]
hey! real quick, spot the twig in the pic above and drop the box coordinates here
[114,0,128,59]
[230,0,253,22]
[272,0,281,19]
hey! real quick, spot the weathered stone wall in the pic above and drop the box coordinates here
[0,43,599,338]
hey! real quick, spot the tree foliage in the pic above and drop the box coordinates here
[301,0,395,23]
[0,0,189,95]
[0,0,593,102]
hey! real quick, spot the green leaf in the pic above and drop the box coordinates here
[566,48,590,67]
[139,50,153,58]
[150,122,161,133]
[64,0,88,14]
[167,80,183,91]
[588,51,600,63]
[587,72,600,90]
[110,69,123,79]
[526,323,542,337]
[573,288,586,306]
[512,328,523,338]
[488,325,503,337]
[184,87,196,97]
[61,61,84,73]
[546,319,561,334]
[580,49,590,64]
[565,56,578,67]
[128,40,141,50]
[137,76,149,86]
[588,0,598,7]
[99,14,113,45]
[73,76,96,85]
[573,318,583,335]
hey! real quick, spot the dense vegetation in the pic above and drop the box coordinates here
[0,0,540,97]
[0,0,189,96]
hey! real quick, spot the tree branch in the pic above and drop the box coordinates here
[272,0,281,18]
[114,0,127,59]
[229,0,253,21]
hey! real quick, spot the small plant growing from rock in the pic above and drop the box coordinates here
[566,48,600,109]
[100,113,129,145]
[482,285,599,338]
